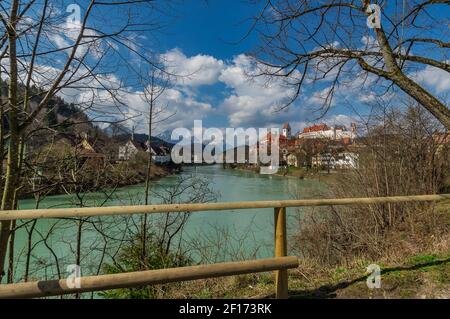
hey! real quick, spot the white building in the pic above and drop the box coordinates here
[312,153,336,169]
[281,122,292,138]
[151,145,171,164]
[119,139,171,164]
[298,123,356,142]
[312,152,358,169]
[118,140,144,161]
[335,152,358,169]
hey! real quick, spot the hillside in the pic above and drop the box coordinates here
[0,78,173,155]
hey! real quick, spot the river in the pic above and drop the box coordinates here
[13,165,326,282]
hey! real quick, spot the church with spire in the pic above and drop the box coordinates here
[281,122,291,138]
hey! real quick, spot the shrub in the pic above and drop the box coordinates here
[101,234,191,299]
[293,105,449,265]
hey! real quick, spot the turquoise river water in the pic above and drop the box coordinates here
[12,165,326,282]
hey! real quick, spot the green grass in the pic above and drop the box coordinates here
[159,249,449,299]
[408,254,439,265]
[249,252,448,299]
[310,252,449,299]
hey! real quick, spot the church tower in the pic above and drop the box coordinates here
[282,123,291,138]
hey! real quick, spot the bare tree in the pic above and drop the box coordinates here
[101,174,217,299]
[0,0,170,282]
[294,101,449,264]
[140,69,172,206]
[249,0,450,128]
[138,68,172,264]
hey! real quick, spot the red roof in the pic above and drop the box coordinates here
[264,132,287,143]
[302,123,329,133]
[282,122,291,129]
[433,133,450,145]
[342,137,351,145]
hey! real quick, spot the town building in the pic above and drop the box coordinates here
[335,152,359,169]
[260,131,288,146]
[286,153,298,167]
[298,123,356,144]
[311,152,358,169]
[151,145,171,164]
[42,132,106,168]
[281,122,291,138]
[312,153,335,169]
[118,138,171,164]
[245,122,360,170]
[118,139,146,161]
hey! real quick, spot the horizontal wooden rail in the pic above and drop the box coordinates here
[1,194,447,299]
[0,256,299,299]
[0,194,448,221]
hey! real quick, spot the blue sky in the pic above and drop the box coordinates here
[30,0,449,135]
[132,0,362,133]
[159,1,260,59]
[155,0,266,130]
[130,0,447,134]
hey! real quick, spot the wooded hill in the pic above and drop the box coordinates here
[0,78,172,160]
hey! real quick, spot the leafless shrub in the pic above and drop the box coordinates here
[294,103,449,265]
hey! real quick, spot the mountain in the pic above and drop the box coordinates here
[157,130,232,149]
[156,130,176,144]
[216,145,252,163]
[103,123,131,137]
[133,133,174,148]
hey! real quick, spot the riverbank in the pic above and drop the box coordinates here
[224,164,342,187]
[13,165,448,298]
[110,162,182,188]
[138,199,450,299]
[15,165,324,283]
[163,249,449,299]
[19,162,182,200]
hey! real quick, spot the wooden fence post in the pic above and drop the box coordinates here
[274,206,288,299]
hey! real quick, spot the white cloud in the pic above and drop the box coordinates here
[360,35,379,51]
[414,65,450,94]
[221,95,285,128]
[358,91,377,103]
[117,87,212,134]
[12,46,414,135]
[162,48,224,86]
[219,54,293,99]
[218,54,299,127]
[305,86,336,107]
[47,20,108,60]
[323,114,357,128]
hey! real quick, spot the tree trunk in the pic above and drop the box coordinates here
[24,219,37,282]
[7,220,16,283]
[371,13,450,130]
[142,93,154,265]
[0,0,21,282]
[75,219,83,299]
[391,74,450,130]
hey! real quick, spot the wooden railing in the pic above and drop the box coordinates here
[0,194,448,299]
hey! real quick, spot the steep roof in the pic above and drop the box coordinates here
[54,132,99,151]
[263,132,288,143]
[302,123,329,133]
[129,139,147,151]
[151,145,170,155]
[282,122,291,129]
[433,132,450,145]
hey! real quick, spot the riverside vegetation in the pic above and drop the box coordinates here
[0,0,448,300]
[98,105,449,299]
